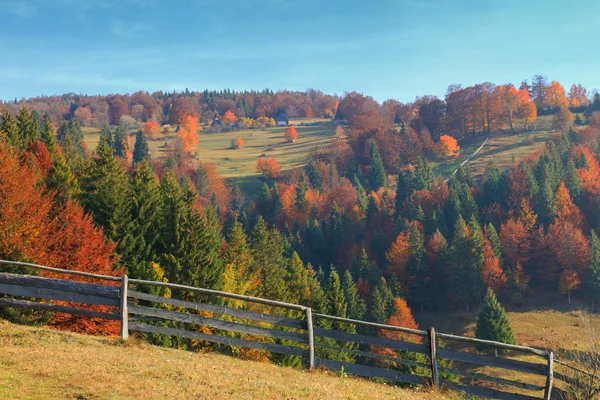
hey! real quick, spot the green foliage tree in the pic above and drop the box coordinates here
[133,130,150,164]
[588,230,600,303]
[368,140,386,189]
[475,288,516,354]
[342,269,366,321]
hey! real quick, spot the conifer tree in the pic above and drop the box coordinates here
[588,230,600,303]
[192,204,224,291]
[414,158,434,191]
[112,125,128,158]
[342,270,366,321]
[486,223,502,261]
[287,251,311,305]
[222,221,257,304]
[295,176,309,214]
[352,174,368,211]
[306,161,322,189]
[0,109,19,146]
[133,130,149,164]
[406,223,427,311]
[16,107,38,149]
[370,287,388,324]
[40,115,57,153]
[250,217,290,301]
[368,140,386,189]
[475,288,516,354]
[80,136,132,241]
[564,161,584,206]
[395,169,414,216]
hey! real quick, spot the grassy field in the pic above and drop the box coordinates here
[82,118,336,194]
[431,115,558,180]
[414,292,599,396]
[0,320,453,400]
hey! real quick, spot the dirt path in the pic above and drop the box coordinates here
[445,132,491,181]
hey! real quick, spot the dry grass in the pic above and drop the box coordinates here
[0,320,453,400]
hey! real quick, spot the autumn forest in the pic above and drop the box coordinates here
[1,75,600,355]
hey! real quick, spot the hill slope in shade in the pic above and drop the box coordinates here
[0,320,452,400]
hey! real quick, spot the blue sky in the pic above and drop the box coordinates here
[1,0,599,102]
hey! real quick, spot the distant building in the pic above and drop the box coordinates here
[275,113,289,127]
[211,118,222,128]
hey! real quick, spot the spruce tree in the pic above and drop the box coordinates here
[16,107,38,149]
[0,109,19,146]
[133,130,150,164]
[40,115,57,153]
[122,161,162,282]
[406,222,428,311]
[475,288,516,354]
[368,140,386,189]
[370,287,388,324]
[80,136,132,241]
[352,174,368,211]
[588,230,600,303]
[250,217,290,302]
[486,223,503,261]
[222,221,256,303]
[306,161,322,189]
[287,251,311,305]
[112,125,128,158]
[414,158,434,191]
[342,270,366,321]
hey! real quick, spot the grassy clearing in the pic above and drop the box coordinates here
[82,118,336,195]
[0,319,452,400]
[415,292,600,396]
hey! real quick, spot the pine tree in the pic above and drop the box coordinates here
[406,223,427,311]
[40,115,57,153]
[0,109,19,146]
[368,140,387,189]
[565,161,584,206]
[588,230,600,303]
[122,161,162,283]
[80,136,132,241]
[112,125,128,158]
[414,158,434,191]
[133,130,149,164]
[250,217,290,301]
[475,288,516,354]
[370,287,388,324]
[222,221,257,305]
[486,223,502,261]
[342,270,366,321]
[192,204,224,291]
[395,169,414,216]
[306,161,322,189]
[16,107,39,149]
[287,251,311,305]
[352,174,368,211]
[295,176,309,214]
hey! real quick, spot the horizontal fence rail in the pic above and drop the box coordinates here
[0,259,579,399]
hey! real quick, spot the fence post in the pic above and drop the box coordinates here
[544,351,554,400]
[305,307,315,370]
[120,274,128,340]
[428,327,439,389]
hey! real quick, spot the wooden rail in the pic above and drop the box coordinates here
[0,260,566,399]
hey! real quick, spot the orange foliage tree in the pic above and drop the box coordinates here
[385,231,410,280]
[256,157,281,179]
[436,135,460,159]
[499,218,530,269]
[284,126,298,143]
[177,115,199,152]
[554,182,584,230]
[231,137,244,149]
[545,81,569,108]
[143,120,161,140]
[221,110,237,125]
[482,238,507,290]
[371,298,421,367]
[558,270,581,304]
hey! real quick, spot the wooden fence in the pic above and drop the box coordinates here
[0,260,575,399]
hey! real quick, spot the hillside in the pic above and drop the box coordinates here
[0,320,452,400]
